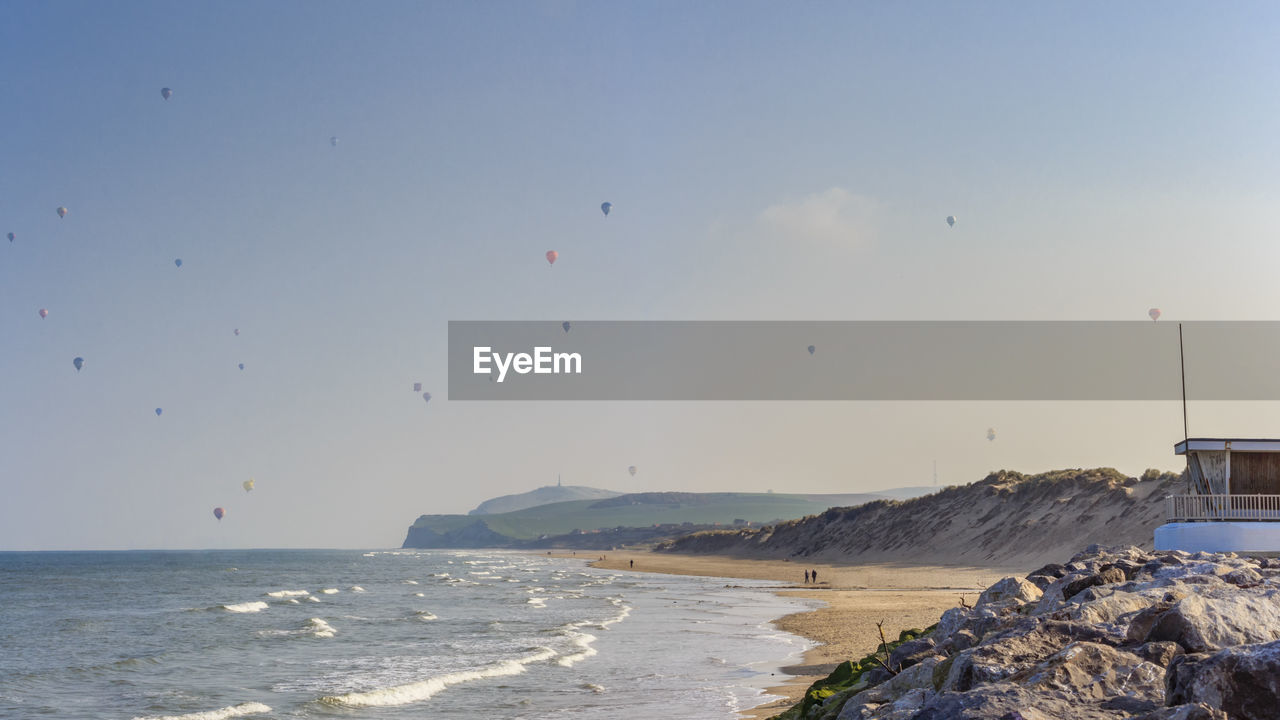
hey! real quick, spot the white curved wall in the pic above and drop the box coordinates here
[1155,522,1280,553]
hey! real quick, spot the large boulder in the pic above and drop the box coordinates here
[977,577,1044,608]
[1143,592,1280,652]
[1166,641,1280,720]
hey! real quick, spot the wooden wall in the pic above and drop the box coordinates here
[1230,452,1280,494]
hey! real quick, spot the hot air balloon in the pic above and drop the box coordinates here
[946,215,956,228]
[422,392,432,404]
[57,207,68,218]
[39,309,48,319]
[1148,308,1161,322]
[213,507,225,521]
[161,87,173,100]
[562,321,571,333]
[155,408,163,417]
[243,478,255,493]
[807,345,815,355]
[7,233,13,242]
[238,363,245,371]
[413,382,422,392]
[545,250,558,266]
[174,259,182,268]
[234,328,240,336]
[601,202,612,217]
[987,428,996,442]
[73,357,84,372]
[628,465,637,477]
[330,136,339,147]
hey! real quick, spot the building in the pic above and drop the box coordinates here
[1155,438,1280,552]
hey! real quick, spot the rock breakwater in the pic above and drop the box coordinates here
[780,545,1280,720]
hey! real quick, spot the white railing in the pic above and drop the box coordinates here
[1166,494,1280,522]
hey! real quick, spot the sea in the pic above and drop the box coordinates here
[0,549,815,720]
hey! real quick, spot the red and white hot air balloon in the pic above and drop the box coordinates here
[1148,308,1161,322]
[38,308,48,319]
[545,250,558,266]
[213,507,225,521]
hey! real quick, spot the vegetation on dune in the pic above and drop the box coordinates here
[657,468,1182,566]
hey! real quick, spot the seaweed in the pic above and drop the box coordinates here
[768,625,935,720]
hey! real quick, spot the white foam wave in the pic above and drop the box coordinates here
[404,580,419,585]
[306,596,321,603]
[319,648,556,707]
[221,601,269,614]
[526,598,546,608]
[265,590,309,598]
[306,618,336,638]
[557,631,599,667]
[414,610,438,621]
[131,701,272,720]
[320,588,339,595]
[598,604,631,629]
[581,683,605,693]
[286,598,300,604]
[350,586,365,593]
[413,592,425,598]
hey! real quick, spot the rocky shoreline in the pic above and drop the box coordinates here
[778,545,1280,720]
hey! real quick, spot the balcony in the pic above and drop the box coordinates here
[1166,494,1280,522]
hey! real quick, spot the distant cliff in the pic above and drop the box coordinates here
[404,490,899,549]
[657,468,1182,569]
[468,485,622,515]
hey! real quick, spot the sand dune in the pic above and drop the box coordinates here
[658,468,1181,569]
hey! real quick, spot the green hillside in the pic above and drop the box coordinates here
[469,484,622,515]
[404,490,892,547]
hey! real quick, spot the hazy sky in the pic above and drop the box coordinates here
[5,1,1280,550]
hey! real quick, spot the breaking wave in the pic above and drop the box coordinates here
[319,647,556,707]
[221,601,268,614]
[131,701,272,720]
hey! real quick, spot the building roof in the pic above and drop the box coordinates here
[1175,438,1280,455]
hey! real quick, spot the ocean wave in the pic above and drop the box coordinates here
[221,601,269,614]
[258,618,336,639]
[306,596,321,603]
[306,618,336,638]
[319,648,557,707]
[349,586,365,593]
[131,701,271,720]
[580,683,606,694]
[404,580,419,585]
[413,592,425,598]
[526,598,546,608]
[414,610,438,621]
[556,631,598,667]
[320,588,339,595]
[265,590,309,598]
[598,604,631,629]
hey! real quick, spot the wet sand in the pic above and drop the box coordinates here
[570,552,1027,719]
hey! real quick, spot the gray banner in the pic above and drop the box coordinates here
[447,321,1280,401]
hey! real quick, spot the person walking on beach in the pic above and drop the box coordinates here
[811,569,818,584]
[804,569,810,583]
[629,559,634,569]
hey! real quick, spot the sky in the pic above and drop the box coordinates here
[4,1,1280,550]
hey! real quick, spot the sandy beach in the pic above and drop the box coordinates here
[569,551,1030,719]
